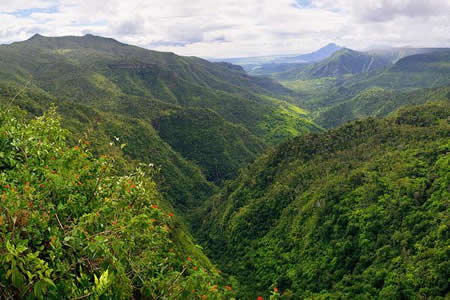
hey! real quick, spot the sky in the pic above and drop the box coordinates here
[0,0,449,58]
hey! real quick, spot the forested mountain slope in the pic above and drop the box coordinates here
[198,101,450,299]
[0,34,318,145]
[315,85,450,128]
[284,49,450,110]
[0,34,321,209]
[0,81,215,211]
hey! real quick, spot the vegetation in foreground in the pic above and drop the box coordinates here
[0,107,236,299]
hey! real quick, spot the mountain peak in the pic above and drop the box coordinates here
[289,42,343,62]
[321,43,341,51]
[28,33,45,40]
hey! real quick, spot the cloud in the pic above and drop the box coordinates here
[353,0,450,23]
[0,0,448,57]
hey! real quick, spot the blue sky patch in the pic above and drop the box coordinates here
[8,7,58,18]
[293,0,312,8]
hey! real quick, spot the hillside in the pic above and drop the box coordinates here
[197,101,450,298]
[0,33,314,146]
[157,108,265,184]
[0,34,322,209]
[0,81,215,211]
[315,85,450,128]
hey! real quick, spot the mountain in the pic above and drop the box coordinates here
[197,101,450,298]
[0,34,316,145]
[306,48,391,77]
[282,43,342,64]
[280,49,450,127]
[209,43,342,74]
[0,34,321,209]
[276,48,392,80]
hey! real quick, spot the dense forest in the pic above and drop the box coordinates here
[197,102,450,298]
[0,34,449,299]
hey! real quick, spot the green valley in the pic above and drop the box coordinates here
[0,34,321,210]
[0,29,449,300]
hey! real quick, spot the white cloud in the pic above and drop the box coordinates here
[0,0,448,57]
[353,0,450,22]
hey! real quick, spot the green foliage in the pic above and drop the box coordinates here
[158,108,266,184]
[315,86,450,128]
[0,107,235,299]
[0,81,216,212]
[197,102,450,299]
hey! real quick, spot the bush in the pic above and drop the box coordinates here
[0,107,233,299]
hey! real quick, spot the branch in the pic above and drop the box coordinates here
[55,213,64,232]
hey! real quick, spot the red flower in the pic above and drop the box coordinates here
[187,257,191,261]
[152,205,158,209]
[168,212,174,217]
[225,285,232,291]
[274,287,279,292]
[257,297,263,300]
[4,184,10,189]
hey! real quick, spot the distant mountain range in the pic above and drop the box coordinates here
[209,43,342,70]
[211,44,450,79]
[279,48,450,128]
